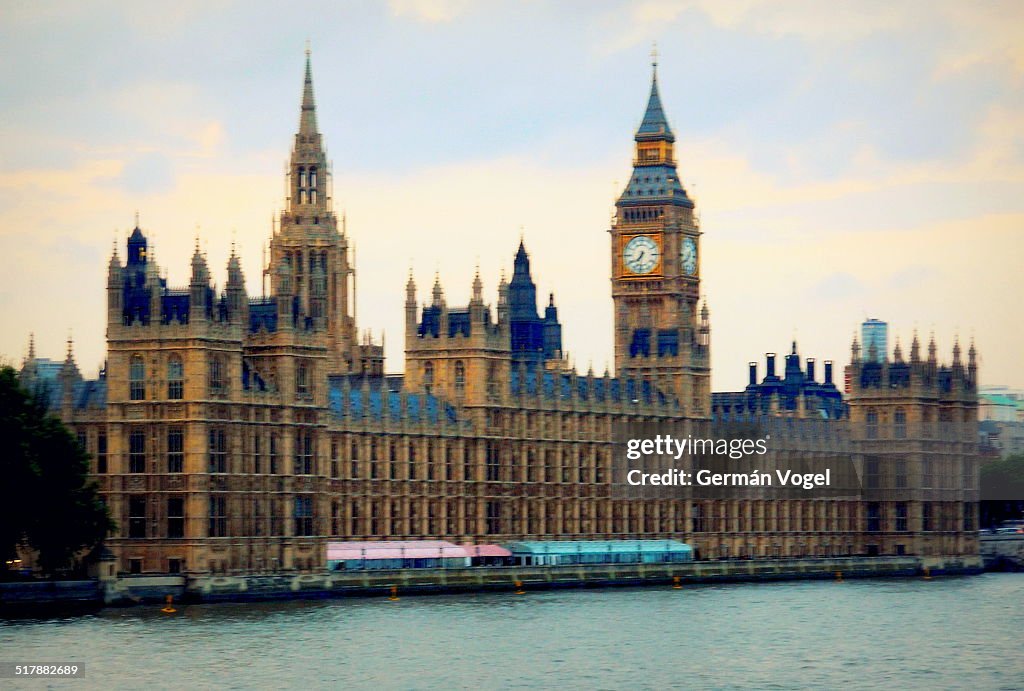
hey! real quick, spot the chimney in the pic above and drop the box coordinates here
[766,353,776,378]
[824,360,834,385]
[748,362,757,387]
[806,358,816,383]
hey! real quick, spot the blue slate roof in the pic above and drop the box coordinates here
[636,72,674,142]
[619,164,693,208]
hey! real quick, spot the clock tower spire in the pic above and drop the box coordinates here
[609,57,709,416]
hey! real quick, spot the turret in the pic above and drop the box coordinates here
[226,249,248,326]
[893,338,904,363]
[851,334,861,365]
[497,270,509,324]
[927,333,937,366]
[431,273,444,307]
[968,339,977,387]
[910,330,921,364]
[698,300,710,347]
[543,293,563,360]
[189,243,210,323]
[59,335,82,413]
[20,333,38,387]
[471,267,483,304]
[469,266,486,326]
[107,243,124,322]
[405,270,417,329]
[146,250,161,324]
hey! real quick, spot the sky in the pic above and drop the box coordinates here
[0,0,1022,392]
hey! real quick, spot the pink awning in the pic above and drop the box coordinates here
[460,544,512,558]
[326,540,470,561]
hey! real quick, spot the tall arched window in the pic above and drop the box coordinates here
[167,354,184,400]
[894,408,907,439]
[866,409,878,439]
[454,360,465,394]
[209,355,224,394]
[423,361,434,392]
[297,361,309,396]
[309,167,317,189]
[298,167,306,188]
[129,355,145,401]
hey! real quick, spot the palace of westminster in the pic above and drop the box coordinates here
[19,54,980,575]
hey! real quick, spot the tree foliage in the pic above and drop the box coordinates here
[0,366,112,574]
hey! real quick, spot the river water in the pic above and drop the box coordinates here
[3,574,1023,689]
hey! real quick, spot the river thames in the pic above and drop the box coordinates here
[3,574,1023,689]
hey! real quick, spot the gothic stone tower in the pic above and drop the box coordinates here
[268,50,360,375]
[611,58,710,415]
[404,241,563,406]
[845,333,979,557]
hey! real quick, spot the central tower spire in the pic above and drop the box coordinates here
[299,46,318,138]
[266,49,364,376]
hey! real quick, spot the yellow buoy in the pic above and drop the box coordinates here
[388,585,399,601]
[161,594,177,614]
[835,571,843,582]
[672,576,682,589]
[923,566,932,581]
[514,580,525,595]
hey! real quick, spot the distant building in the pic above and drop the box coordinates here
[979,420,1024,458]
[861,318,888,363]
[978,386,1024,423]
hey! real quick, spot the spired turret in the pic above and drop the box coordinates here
[190,241,210,323]
[107,243,124,323]
[226,250,248,326]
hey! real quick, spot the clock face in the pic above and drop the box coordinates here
[623,235,660,275]
[681,237,697,275]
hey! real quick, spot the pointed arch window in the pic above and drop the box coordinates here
[297,361,310,397]
[209,355,225,394]
[454,360,465,394]
[129,355,145,401]
[866,409,878,439]
[167,354,184,400]
[298,167,307,189]
[423,361,434,393]
[894,408,907,439]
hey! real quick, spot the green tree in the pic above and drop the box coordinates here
[0,366,112,575]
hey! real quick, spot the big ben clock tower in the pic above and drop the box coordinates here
[611,55,710,416]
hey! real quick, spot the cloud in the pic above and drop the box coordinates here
[388,0,473,23]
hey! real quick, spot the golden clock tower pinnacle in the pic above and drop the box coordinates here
[610,57,710,416]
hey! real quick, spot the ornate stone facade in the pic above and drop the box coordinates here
[20,54,979,575]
